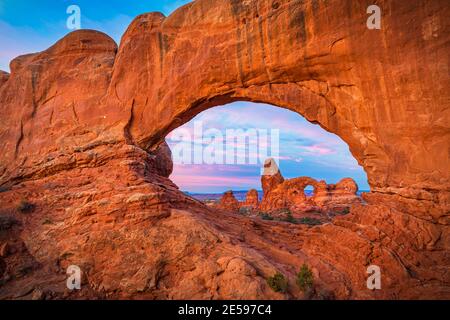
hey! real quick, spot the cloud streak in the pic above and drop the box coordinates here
[167,102,369,192]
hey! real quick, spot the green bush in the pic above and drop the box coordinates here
[239,207,251,215]
[260,213,274,220]
[267,272,288,293]
[274,208,291,216]
[296,264,314,292]
[282,212,297,224]
[298,217,322,226]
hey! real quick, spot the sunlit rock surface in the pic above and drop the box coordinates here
[0,0,448,299]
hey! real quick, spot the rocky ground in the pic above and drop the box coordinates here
[0,141,448,300]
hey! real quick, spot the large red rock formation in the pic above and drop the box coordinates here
[216,191,240,212]
[243,189,260,210]
[0,71,9,88]
[260,164,360,214]
[261,159,285,197]
[326,178,361,211]
[0,0,448,299]
[151,141,174,178]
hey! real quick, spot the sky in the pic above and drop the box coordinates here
[0,1,369,193]
[0,0,192,71]
[167,102,369,193]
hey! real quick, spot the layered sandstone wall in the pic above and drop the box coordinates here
[0,0,448,300]
[1,0,448,219]
[1,0,448,216]
[105,0,449,219]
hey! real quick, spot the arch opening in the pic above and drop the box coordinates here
[165,101,368,220]
[304,184,315,199]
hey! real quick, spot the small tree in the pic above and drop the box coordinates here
[283,211,297,224]
[267,272,288,293]
[239,207,251,216]
[296,264,314,292]
[260,213,274,220]
[298,217,322,226]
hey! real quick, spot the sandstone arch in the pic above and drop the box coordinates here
[106,0,448,219]
[0,0,448,299]
[0,0,447,217]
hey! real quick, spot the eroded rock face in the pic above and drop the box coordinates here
[151,141,173,178]
[0,30,121,189]
[0,71,9,88]
[243,189,260,209]
[100,0,448,218]
[261,159,285,197]
[0,0,448,300]
[216,191,240,212]
[260,163,361,214]
[218,165,360,216]
[326,178,361,212]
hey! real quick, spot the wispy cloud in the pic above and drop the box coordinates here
[171,164,260,192]
[1,2,369,192]
[172,174,259,187]
[167,101,369,192]
[298,144,336,156]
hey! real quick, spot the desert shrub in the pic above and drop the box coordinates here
[298,217,322,226]
[296,264,314,292]
[274,208,291,216]
[239,207,251,215]
[267,272,288,293]
[17,200,35,213]
[260,213,274,221]
[282,212,297,224]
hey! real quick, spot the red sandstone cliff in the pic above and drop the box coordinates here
[0,0,449,300]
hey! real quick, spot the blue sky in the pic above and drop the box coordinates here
[0,0,192,71]
[1,1,369,193]
[168,102,369,193]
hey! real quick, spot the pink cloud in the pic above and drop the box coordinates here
[171,174,259,187]
[298,144,335,155]
[170,164,260,189]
